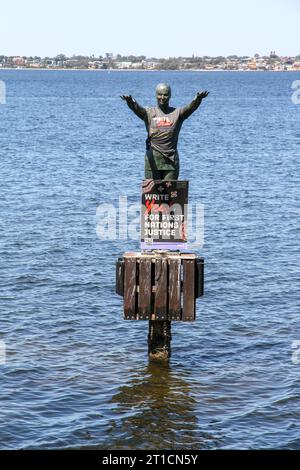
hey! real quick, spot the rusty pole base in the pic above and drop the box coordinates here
[148,320,171,360]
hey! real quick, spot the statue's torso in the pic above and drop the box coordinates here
[145,107,182,162]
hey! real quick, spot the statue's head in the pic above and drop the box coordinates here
[156,83,171,109]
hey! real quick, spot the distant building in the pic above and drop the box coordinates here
[13,57,25,66]
[115,61,133,69]
[131,62,144,69]
[247,61,257,70]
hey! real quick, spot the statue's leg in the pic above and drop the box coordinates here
[145,150,161,180]
[145,168,154,179]
[161,169,179,181]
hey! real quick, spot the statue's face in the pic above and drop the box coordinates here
[156,85,171,108]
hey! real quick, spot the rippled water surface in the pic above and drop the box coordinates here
[0,70,299,449]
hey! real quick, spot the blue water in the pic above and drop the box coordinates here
[0,70,299,449]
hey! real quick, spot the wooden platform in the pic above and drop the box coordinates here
[116,251,204,322]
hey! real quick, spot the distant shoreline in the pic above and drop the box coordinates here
[0,67,299,72]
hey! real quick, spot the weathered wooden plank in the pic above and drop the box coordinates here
[124,257,137,320]
[154,257,168,320]
[169,258,181,320]
[123,252,141,258]
[138,257,152,320]
[182,258,196,321]
[195,257,204,298]
[180,253,196,259]
[116,258,124,296]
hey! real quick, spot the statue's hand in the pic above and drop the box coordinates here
[120,94,135,105]
[196,91,209,100]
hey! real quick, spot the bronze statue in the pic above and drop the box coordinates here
[121,83,209,180]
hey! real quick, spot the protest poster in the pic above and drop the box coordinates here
[141,180,189,250]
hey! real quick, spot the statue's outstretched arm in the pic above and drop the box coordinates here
[120,95,147,120]
[180,91,209,120]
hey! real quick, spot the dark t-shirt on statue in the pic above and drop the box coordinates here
[144,107,184,171]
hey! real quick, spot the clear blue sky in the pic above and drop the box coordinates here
[1,0,299,57]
